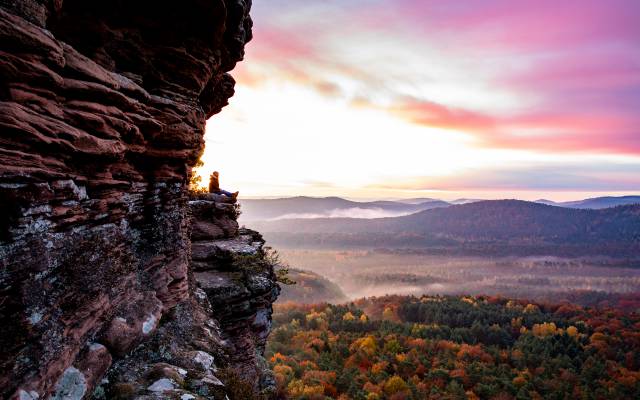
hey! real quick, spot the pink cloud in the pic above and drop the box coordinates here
[375,95,640,155]
[249,25,318,61]
[242,1,640,156]
[387,97,497,132]
[371,164,640,192]
[392,0,640,51]
[506,54,640,94]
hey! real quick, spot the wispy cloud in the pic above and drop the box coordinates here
[241,0,640,155]
[371,162,640,192]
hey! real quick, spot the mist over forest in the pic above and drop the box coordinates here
[277,250,640,308]
[263,196,640,399]
[247,196,640,307]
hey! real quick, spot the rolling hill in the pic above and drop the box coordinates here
[240,196,640,223]
[277,269,348,304]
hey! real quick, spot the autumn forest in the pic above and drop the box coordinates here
[267,295,640,400]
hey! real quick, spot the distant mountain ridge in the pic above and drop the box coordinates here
[251,200,640,257]
[239,196,450,221]
[536,196,640,209]
[239,195,640,222]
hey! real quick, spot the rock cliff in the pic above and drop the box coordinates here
[0,1,279,399]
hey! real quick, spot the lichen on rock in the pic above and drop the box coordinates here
[50,367,88,400]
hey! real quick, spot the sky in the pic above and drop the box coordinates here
[197,0,640,201]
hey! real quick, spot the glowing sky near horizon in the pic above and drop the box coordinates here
[197,0,640,201]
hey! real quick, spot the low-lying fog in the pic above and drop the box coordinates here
[278,249,640,305]
[262,207,415,221]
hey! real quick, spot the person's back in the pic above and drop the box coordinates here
[208,171,238,199]
[209,171,220,193]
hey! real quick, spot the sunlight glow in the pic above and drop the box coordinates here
[194,0,640,201]
[198,82,476,190]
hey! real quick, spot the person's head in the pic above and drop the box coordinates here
[212,171,219,177]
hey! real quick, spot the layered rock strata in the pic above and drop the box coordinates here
[0,1,279,399]
[190,196,280,390]
[97,195,279,399]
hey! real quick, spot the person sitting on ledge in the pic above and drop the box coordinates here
[208,171,239,199]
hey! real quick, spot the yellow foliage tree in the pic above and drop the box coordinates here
[302,385,325,397]
[383,376,409,396]
[287,379,324,398]
[343,311,356,321]
[532,322,557,337]
[273,364,293,377]
[305,310,328,330]
[286,379,304,396]
[351,335,378,356]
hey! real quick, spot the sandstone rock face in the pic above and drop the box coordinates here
[190,199,280,390]
[0,1,277,399]
[98,196,279,399]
